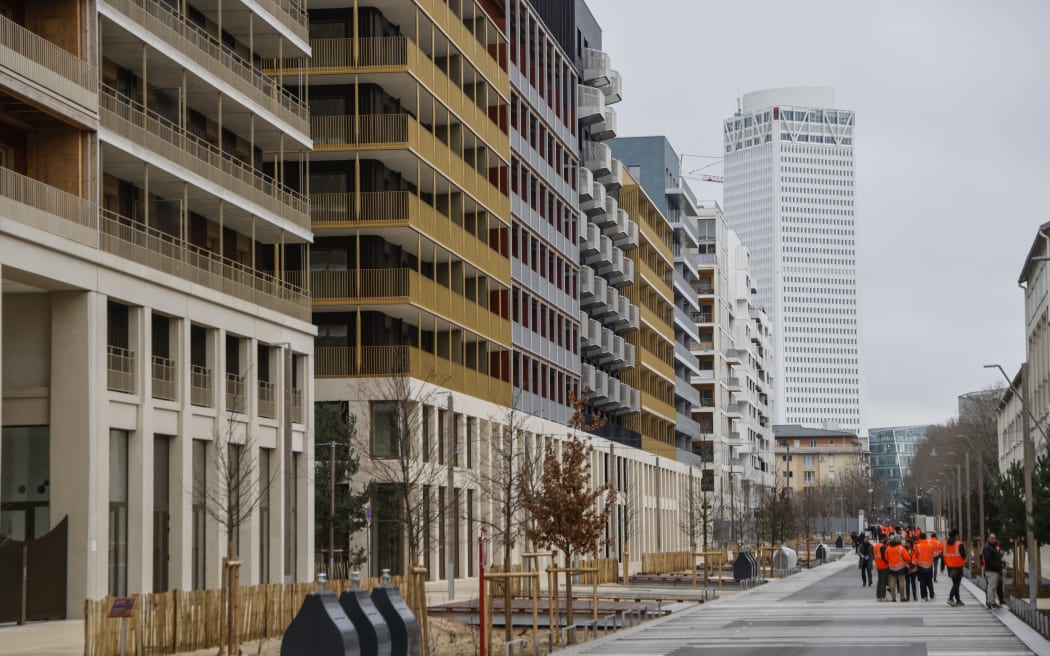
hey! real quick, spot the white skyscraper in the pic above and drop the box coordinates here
[723,86,865,435]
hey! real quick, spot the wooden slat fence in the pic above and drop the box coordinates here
[640,551,693,574]
[579,558,619,584]
[84,576,409,656]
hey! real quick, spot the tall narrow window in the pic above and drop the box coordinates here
[108,430,129,597]
[153,435,171,592]
[0,426,50,541]
[228,443,242,556]
[192,440,207,590]
[371,402,399,458]
[258,448,271,584]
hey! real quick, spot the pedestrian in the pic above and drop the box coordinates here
[929,531,942,582]
[904,537,918,601]
[982,533,1003,609]
[943,529,967,607]
[874,534,890,601]
[914,532,935,601]
[858,535,873,587]
[884,534,910,602]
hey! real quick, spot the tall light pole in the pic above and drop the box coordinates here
[985,363,1042,610]
[958,434,986,551]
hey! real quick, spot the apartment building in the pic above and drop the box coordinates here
[0,0,315,620]
[774,424,866,490]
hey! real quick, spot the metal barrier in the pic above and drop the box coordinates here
[1004,597,1050,640]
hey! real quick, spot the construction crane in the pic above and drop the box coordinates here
[699,174,723,184]
[678,153,724,184]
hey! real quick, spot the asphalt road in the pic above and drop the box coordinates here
[560,556,1036,656]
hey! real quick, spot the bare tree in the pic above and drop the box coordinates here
[678,464,715,552]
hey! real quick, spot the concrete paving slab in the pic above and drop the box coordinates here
[0,620,84,656]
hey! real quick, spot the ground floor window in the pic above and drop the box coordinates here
[0,426,50,542]
[108,429,129,597]
[371,483,402,576]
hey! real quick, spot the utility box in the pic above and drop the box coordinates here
[733,551,758,582]
[281,585,359,656]
[370,571,420,656]
[340,573,392,656]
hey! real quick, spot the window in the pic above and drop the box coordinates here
[804,471,815,483]
[371,402,400,458]
[0,426,50,542]
[258,448,271,583]
[803,455,814,467]
[109,429,130,597]
[192,440,207,590]
[153,435,171,592]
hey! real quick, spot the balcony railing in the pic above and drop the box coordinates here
[416,0,507,91]
[310,113,508,217]
[311,268,508,339]
[291,388,304,423]
[152,355,177,401]
[190,364,212,407]
[315,344,510,402]
[258,380,276,418]
[226,372,246,412]
[99,85,309,229]
[107,346,136,394]
[310,191,508,281]
[105,0,308,132]
[100,210,311,321]
[0,13,97,110]
[0,166,97,246]
[255,0,308,43]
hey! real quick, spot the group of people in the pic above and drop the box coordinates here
[856,526,1006,609]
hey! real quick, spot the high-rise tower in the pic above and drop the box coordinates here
[723,86,864,434]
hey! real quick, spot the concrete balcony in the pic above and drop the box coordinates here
[693,310,714,325]
[310,268,509,341]
[582,179,607,217]
[582,47,611,87]
[0,13,97,120]
[152,355,177,401]
[725,349,745,364]
[690,370,715,385]
[579,167,594,204]
[315,344,511,404]
[727,377,743,391]
[584,140,612,177]
[676,376,701,407]
[103,0,309,138]
[99,86,310,230]
[310,112,508,219]
[107,346,136,394]
[599,158,624,189]
[591,196,618,230]
[592,107,617,141]
[578,84,606,124]
[0,166,97,247]
[100,210,312,321]
[310,190,509,284]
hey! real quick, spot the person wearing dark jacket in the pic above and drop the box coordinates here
[982,533,1003,609]
[858,535,873,586]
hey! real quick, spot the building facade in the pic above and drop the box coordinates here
[774,424,867,490]
[722,86,864,435]
[869,425,929,495]
[0,0,316,619]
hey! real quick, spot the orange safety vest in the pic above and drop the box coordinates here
[874,542,889,570]
[884,544,910,572]
[914,540,934,569]
[943,541,965,568]
[880,525,889,537]
[930,537,943,557]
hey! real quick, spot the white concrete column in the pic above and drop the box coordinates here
[129,306,154,594]
[170,317,193,590]
[50,290,105,617]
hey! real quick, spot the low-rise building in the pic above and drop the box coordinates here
[774,424,867,491]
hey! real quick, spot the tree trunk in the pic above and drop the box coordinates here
[563,552,574,628]
[503,545,513,645]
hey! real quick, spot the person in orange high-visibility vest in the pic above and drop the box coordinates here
[929,532,943,582]
[883,534,910,602]
[914,533,935,601]
[943,529,967,607]
[873,535,890,601]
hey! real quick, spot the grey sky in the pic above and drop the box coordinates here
[588,0,1050,429]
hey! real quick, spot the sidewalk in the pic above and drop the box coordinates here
[0,620,83,656]
[961,575,1050,656]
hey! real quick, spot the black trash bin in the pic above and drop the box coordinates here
[733,551,758,582]
[340,572,392,656]
[281,575,359,656]
[370,570,421,656]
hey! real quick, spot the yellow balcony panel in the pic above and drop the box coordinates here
[0,14,97,118]
[311,113,509,220]
[311,268,510,344]
[311,191,510,285]
[103,0,309,136]
[639,389,676,424]
[273,36,506,153]
[0,166,97,246]
[101,210,312,321]
[416,0,508,95]
[100,86,310,231]
[315,344,511,404]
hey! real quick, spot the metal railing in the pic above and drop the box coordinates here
[107,0,307,128]
[1003,596,1050,639]
[291,388,304,423]
[0,13,97,100]
[107,346,136,394]
[257,380,276,418]
[255,0,308,40]
[416,0,506,92]
[190,365,212,407]
[100,210,311,321]
[226,373,246,412]
[151,355,177,401]
[0,166,97,246]
[99,85,309,228]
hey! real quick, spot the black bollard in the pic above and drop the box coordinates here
[370,569,421,656]
[340,571,392,656]
[281,574,359,656]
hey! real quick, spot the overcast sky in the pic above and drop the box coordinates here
[588,0,1050,430]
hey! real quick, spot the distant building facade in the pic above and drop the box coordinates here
[869,425,930,495]
[774,424,867,491]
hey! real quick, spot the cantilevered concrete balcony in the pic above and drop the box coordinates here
[592,107,617,141]
[99,86,310,232]
[582,47,610,87]
[0,14,97,123]
[584,140,612,178]
[0,167,97,247]
[578,84,605,125]
[101,0,310,139]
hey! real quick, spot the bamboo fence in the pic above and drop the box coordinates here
[579,558,619,585]
[84,575,409,656]
[640,551,693,574]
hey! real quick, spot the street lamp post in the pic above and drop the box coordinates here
[985,363,1043,610]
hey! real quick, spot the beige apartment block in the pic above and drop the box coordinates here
[0,0,315,621]
[774,424,868,491]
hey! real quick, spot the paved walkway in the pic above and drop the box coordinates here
[561,557,1050,655]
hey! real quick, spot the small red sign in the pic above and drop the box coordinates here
[108,597,136,618]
